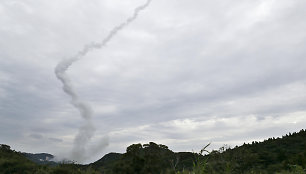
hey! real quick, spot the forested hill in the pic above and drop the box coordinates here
[88,129,306,173]
[0,129,306,174]
[90,142,200,174]
[205,129,306,173]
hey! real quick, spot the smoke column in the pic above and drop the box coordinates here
[55,0,152,163]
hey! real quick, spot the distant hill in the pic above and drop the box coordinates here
[1,129,306,174]
[91,152,122,167]
[22,152,56,165]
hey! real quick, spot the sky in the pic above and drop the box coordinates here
[1,0,306,163]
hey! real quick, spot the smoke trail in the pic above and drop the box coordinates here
[55,0,152,163]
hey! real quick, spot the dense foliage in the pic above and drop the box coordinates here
[97,142,199,174]
[0,144,97,174]
[0,129,305,174]
[205,129,306,173]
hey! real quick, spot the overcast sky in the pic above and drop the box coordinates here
[1,0,306,163]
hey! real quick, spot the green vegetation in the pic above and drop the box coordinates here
[0,145,96,174]
[103,142,201,174]
[205,129,306,173]
[1,129,306,174]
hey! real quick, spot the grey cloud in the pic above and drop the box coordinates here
[48,138,63,143]
[29,134,43,140]
[1,0,306,163]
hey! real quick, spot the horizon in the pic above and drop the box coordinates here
[4,128,306,165]
[3,127,305,164]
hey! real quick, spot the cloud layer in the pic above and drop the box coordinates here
[1,0,306,163]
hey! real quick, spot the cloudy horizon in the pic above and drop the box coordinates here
[1,0,306,163]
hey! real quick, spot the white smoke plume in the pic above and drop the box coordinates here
[55,0,152,163]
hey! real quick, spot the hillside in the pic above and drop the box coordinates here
[87,129,306,173]
[90,142,200,174]
[0,144,95,174]
[1,129,306,174]
[205,129,306,173]
[0,144,39,174]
